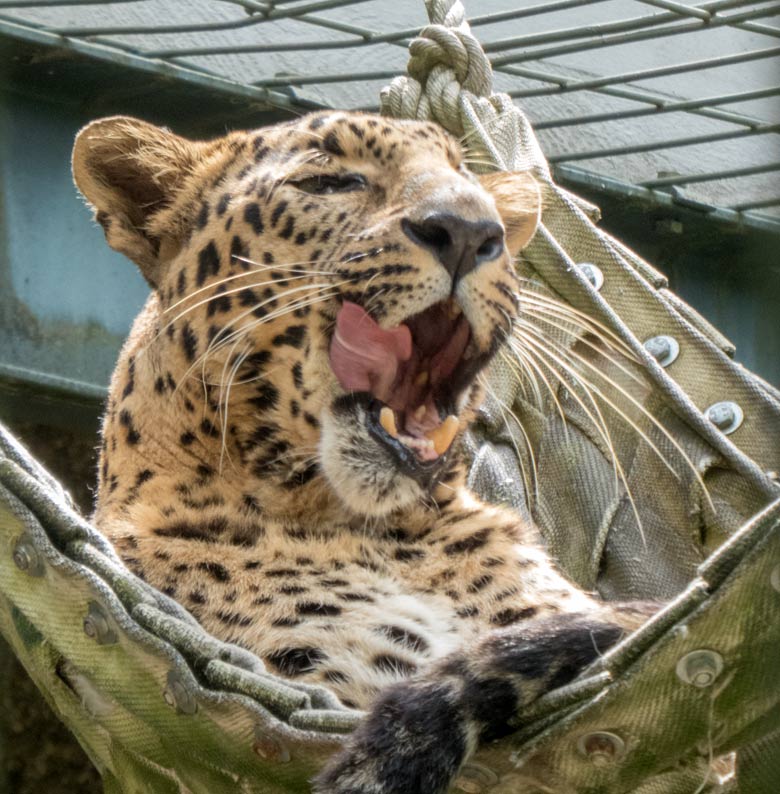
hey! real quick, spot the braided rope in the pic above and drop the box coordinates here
[380,0,549,176]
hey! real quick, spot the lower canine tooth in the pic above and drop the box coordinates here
[413,404,426,421]
[379,407,398,438]
[425,415,459,455]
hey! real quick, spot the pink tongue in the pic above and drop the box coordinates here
[329,302,412,400]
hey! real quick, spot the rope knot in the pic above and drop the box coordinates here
[380,0,491,134]
[381,0,550,176]
[407,24,492,97]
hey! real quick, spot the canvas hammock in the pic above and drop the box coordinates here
[1,1,778,791]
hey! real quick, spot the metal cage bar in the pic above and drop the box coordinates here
[0,0,778,227]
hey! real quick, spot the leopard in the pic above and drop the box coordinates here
[72,111,656,794]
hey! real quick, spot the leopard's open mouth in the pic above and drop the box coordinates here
[329,299,487,476]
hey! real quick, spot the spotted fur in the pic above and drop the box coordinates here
[73,112,656,793]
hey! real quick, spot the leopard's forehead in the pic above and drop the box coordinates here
[253,112,463,168]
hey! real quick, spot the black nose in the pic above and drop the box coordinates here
[402,213,505,284]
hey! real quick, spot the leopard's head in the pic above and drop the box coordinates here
[74,112,539,519]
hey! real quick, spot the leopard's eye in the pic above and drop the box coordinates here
[292,173,367,195]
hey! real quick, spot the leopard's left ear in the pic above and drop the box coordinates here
[72,116,205,288]
[479,171,541,255]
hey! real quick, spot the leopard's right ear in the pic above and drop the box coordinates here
[478,170,541,256]
[72,116,203,288]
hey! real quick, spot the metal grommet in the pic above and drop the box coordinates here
[453,762,499,792]
[704,401,743,434]
[83,601,117,645]
[577,731,626,766]
[770,565,780,593]
[676,649,724,687]
[12,535,44,577]
[252,733,291,763]
[577,263,604,291]
[163,671,197,715]
[643,335,679,367]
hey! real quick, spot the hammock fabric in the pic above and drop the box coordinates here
[1,1,779,791]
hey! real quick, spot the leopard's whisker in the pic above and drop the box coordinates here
[517,304,637,364]
[359,268,384,297]
[162,272,328,332]
[163,250,350,323]
[497,340,544,408]
[508,332,618,480]
[182,285,328,377]
[514,324,667,473]
[492,304,521,361]
[147,262,340,352]
[197,363,284,390]
[514,319,711,503]
[362,287,388,315]
[510,336,644,546]
[217,342,252,474]
[203,282,346,357]
[501,336,568,429]
[198,278,345,351]
[516,287,639,358]
[164,259,337,315]
[232,254,338,272]
[175,287,342,393]
[516,309,646,387]
[497,344,540,410]
[240,439,320,475]
[512,326,713,544]
[198,290,339,375]
[461,158,503,169]
[477,373,537,506]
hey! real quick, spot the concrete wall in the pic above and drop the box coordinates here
[0,90,149,391]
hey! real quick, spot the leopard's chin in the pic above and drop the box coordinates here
[319,394,422,518]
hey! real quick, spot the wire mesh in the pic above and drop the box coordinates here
[1,0,778,224]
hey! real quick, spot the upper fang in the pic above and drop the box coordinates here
[380,406,398,438]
